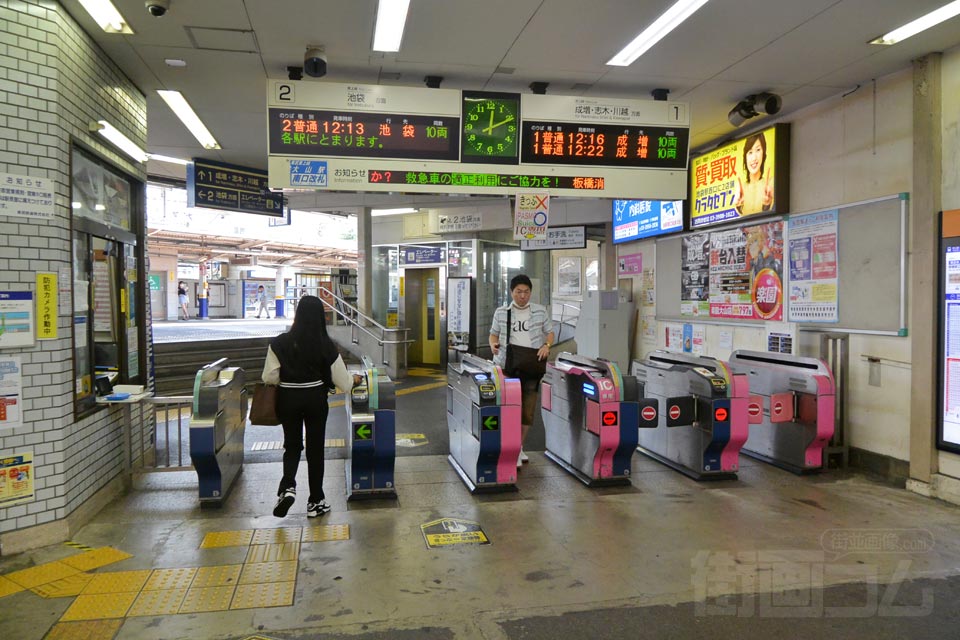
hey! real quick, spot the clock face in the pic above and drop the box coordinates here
[461,91,521,164]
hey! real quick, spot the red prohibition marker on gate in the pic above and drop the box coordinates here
[602,411,617,426]
[774,402,783,414]
[714,407,728,422]
[669,405,681,420]
[748,403,761,416]
[641,406,657,421]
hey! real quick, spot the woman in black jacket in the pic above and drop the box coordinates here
[262,296,358,518]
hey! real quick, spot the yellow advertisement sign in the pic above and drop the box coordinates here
[36,272,57,339]
[0,452,34,507]
[690,125,780,228]
[420,518,490,548]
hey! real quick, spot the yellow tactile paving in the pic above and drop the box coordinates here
[250,527,302,545]
[0,574,25,598]
[81,569,152,595]
[245,543,300,564]
[199,530,254,549]
[190,564,242,588]
[301,524,351,542]
[143,567,197,591]
[5,561,80,589]
[239,561,298,585]
[178,585,236,614]
[230,581,295,610]
[60,592,137,621]
[61,548,133,572]
[325,438,346,447]
[44,619,123,640]
[31,572,94,598]
[127,587,189,617]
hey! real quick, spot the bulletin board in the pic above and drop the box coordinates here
[655,194,908,334]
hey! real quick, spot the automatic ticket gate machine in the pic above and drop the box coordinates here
[345,356,397,500]
[190,358,247,507]
[446,354,522,493]
[630,351,749,480]
[541,353,654,486]
[727,350,835,473]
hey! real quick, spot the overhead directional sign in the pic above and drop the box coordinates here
[267,81,689,199]
[188,158,284,217]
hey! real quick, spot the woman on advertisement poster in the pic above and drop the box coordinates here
[746,222,784,320]
[734,131,774,216]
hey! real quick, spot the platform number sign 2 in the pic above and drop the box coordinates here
[277,83,294,102]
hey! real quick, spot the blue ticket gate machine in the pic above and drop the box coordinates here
[630,351,749,480]
[447,354,522,493]
[727,350,836,473]
[189,358,247,507]
[346,356,397,500]
[541,353,652,486]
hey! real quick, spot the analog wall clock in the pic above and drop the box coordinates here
[461,91,521,164]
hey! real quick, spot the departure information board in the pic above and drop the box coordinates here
[267,81,690,199]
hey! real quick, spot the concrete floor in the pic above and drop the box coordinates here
[2,446,960,639]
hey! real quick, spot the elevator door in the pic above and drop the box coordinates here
[404,268,440,365]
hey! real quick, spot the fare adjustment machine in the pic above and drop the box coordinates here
[447,354,522,493]
[541,353,655,486]
[727,350,836,473]
[345,356,397,500]
[630,351,749,480]
[190,358,247,507]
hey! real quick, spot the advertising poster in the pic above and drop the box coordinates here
[618,251,642,276]
[681,233,710,316]
[0,356,23,430]
[0,292,35,348]
[665,324,684,351]
[690,125,783,229]
[0,452,34,507]
[941,243,960,448]
[612,199,683,243]
[692,326,706,355]
[789,210,839,322]
[709,221,784,321]
[682,324,693,353]
[446,277,471,351]
[642,267,656,305]
[514,193,549,240]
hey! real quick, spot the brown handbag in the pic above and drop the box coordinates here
[249,383,280,425]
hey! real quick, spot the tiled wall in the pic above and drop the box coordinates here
[0,0,149,545]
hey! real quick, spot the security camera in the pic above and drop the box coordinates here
[728,92,782,127]
[304,48,327,78]
[145,0,169,17]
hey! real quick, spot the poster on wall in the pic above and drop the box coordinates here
[939,210,960,453]
[680,233,710,316]
[690,124,790,229]
[709,220,784,321]
[0,355,23,430]
[36,272,57,340]
[617,250,642,276]
[557,257,581,296]
[0,452,34,507]
[446,277,472,352]
[514,193,549,240]
[0,292,35,348]
[788,210,839,323]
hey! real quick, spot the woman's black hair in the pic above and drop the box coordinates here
[289,295,338,363]
[742,132,767,183]
[510,274,533,291]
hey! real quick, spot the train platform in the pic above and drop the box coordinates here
[1,377,959,639]
[152,318,293,344]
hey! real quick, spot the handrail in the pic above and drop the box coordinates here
[316,286,414,346]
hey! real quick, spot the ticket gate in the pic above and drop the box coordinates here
[630,351,749,480]
[446,354,522,493]
[727,350,835,473]
[346,356,397,500]
[541,353,653,486]
[190,358,246,507]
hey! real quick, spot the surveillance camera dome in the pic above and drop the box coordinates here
[304,48,327,78]
[146,0,169,17]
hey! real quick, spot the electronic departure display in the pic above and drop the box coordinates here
[268,108,460,161]
[520,121,689,169]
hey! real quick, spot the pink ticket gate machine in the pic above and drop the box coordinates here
[727,350,835,473]
[446,354,522,493]
[629,351,749,480]
[541,353,654,487]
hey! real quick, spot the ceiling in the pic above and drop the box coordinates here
[61,0,960,213]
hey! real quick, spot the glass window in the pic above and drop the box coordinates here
[72,148,132,231]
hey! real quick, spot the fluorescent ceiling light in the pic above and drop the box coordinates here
[147,154,191,165]
[606,0,710,66]
[870,0,960,45]
[371,207,418,216]
[90,120,149,163]
[372,0,411,52]
[157,90,221,150]
[77,0,133,34]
